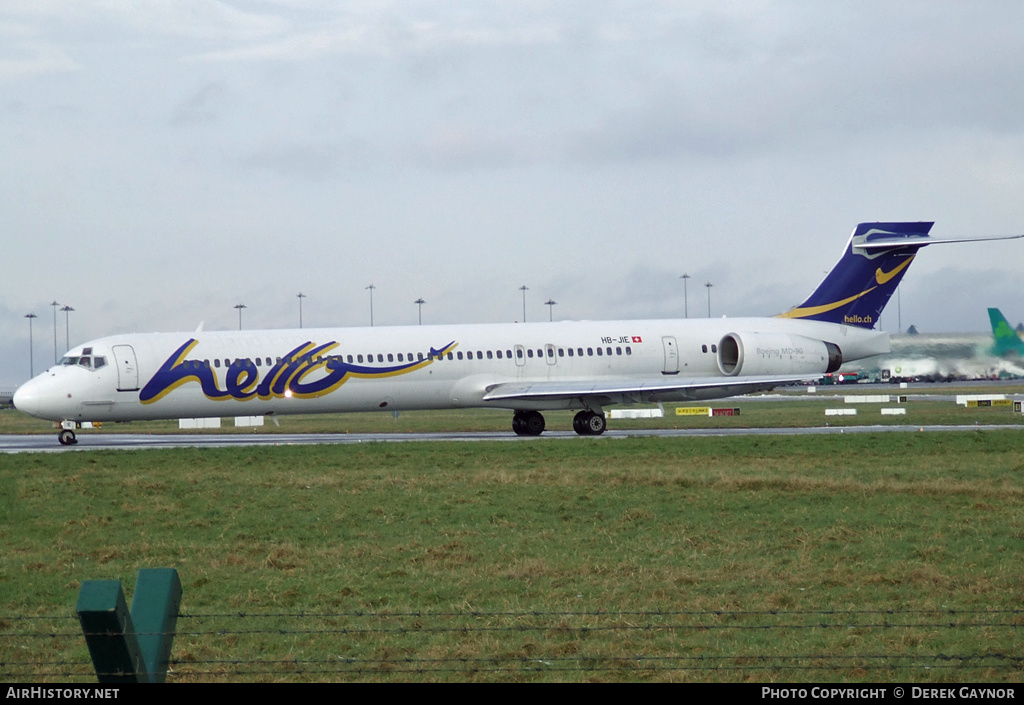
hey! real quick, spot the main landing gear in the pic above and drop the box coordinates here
[512,410,546,436]
[511,410,607,436]
[572,410,607,436]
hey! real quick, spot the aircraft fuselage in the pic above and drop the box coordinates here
[14,317,887,425]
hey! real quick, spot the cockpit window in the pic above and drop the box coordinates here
[59,354,106,371]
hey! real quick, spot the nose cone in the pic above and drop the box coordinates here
[13,379,42,418]
[13,376,65,420]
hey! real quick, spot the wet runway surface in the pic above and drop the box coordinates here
[3,423,1022,453]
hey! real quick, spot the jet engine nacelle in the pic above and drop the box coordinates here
[717,332,842,377]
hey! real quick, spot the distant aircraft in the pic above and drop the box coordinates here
[846,307,1024,381]
[14,222,1022,444]
[987,308,1024,357]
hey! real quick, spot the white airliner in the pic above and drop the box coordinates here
[14,222,1021,445]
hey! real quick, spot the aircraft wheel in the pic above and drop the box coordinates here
[523,411,545,436]
[513,411,546,436]
[58,429,77,446]
[585,412,607,435]
[574,411,606,436]
[572,411,588,435]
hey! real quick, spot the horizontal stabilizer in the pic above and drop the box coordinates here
[857,233,1024,250]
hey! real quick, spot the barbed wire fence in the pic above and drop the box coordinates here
[3,608,1022,681]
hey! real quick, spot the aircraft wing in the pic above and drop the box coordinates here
[481,374,814,405]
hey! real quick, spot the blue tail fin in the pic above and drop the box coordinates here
[778,222,935,329]
[988,308,1024,357]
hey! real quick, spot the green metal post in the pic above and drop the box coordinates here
[76,580,143,683]
[130,568,182,683]
[76,568,182,683]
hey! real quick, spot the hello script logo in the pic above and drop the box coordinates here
[139,339,456,404]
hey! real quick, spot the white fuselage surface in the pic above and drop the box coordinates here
[14,317,885,424]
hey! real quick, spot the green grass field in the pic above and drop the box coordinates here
[2,417,1023,682]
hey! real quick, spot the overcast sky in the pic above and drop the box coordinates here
[3,1,1024,386]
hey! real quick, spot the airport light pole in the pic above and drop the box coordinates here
[234,303,246,330]
[50,301,60,364]
[705,282,713,318]
[366,284,376,326]
[297,292,306,329]
[25,313,37,378]
[415,298,425,325]
[60,305,74,351]
[897,286,902,333]
[519,285,528,322]
[545,299,556,321]
[680,273,690,318]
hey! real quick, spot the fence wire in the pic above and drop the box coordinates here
[3,609,1022,681]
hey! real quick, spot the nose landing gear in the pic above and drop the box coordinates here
[56,421,78,445]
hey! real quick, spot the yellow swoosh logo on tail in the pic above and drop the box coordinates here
[875,255,914,285]
[776,287,876,319]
